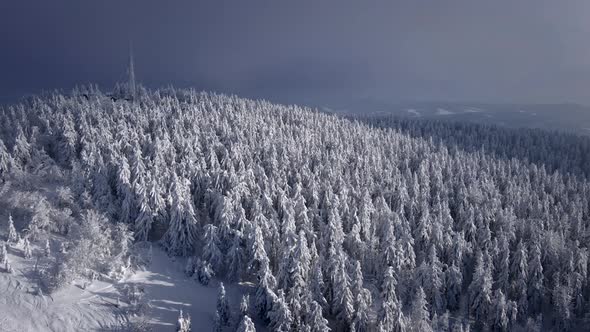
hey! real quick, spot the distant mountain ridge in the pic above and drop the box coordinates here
[326,99,590,135]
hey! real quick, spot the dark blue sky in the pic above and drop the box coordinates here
[1,0,590,105]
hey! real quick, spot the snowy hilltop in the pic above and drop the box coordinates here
[0,86,589,331]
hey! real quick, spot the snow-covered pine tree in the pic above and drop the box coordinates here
[216,282,230,327]
[7,214,18,244]
[5,261,13,274]
[309,255,329,310]
[552,277,572,331]
[511,240,529,319]
[226,232,244,282]
[377,266,406,332]
[409,287,432,332]
[333,257,354,327]
[176,309,191,332]
[432,311,450,332]
[0,242,7,266]
[254,260,276,320]
[468,251,493,327]
[267,289,293,332]
[350,261,371,332]
[527,242,544,316]
[279,230,310,294]
[213,309,223,332]
[23,237,32,259]
[247,222,269,275]
[201,224,223,275]
[490,289,508,331]
[308,300,330,332]
[236,315,256,332]
[445,262,463,311]
[240,294,250,318]
[134,194,154,242]
[351,289,371,332]
[44,239,51,257]
[116,157,135,224]
[163,173,198,256]
[195,258,213,285]
[0,138,12,176]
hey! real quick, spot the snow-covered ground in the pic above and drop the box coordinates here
[0,242,121,331]
[0,244,252,332]
[123,248,255,331]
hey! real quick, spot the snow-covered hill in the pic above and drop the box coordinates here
[0,87,589,331]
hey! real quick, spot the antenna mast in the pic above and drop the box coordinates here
[128,41,136,101]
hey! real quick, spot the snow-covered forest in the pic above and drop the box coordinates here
[1,86,590,331]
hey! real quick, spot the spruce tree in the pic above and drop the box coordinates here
[23,237,32,259]
[308,300,330,332]
[0,242,7,266]
[409,287,432,332]
[267,289,293,332]
[377,267,406,332]
[202,224,223,274]
[7,214,17,244]
[236,315,256,332]
[469,251,493,323]
[216,282,230,327]
[44,239,51,257]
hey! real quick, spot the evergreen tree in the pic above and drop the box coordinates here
[0,242,7,266]
[308,300,330,332]
[240,295,250,317]
[202,224,223,274]
[377,267,406,332]
[236,315,256,332]
[226,233,244,282]
[134,196,154,242]
[552,280,572,330]
[333,258,354,327]
[351,260,371,332]
[310,257,329,310]
[176,310,191,332]
[216,282,230,327]
[511,240,529,318]
[351,289,371,332]
[490,289,508,332]
[116,158,135,224]
[213,309,223,332]
[248,223,269,275]
[469,251,493,323]
[445,262,463,311]
[267,289,293,332]
[279,230,310,299]
[195,258,213,285]
[409,287,432,332]
[44,239,51,257]
[7,214,17,244]
[163,174,198,256]
[23,237,32,259]
[432,311,450,332]
[254,261,276,319]
[527,243,544,315]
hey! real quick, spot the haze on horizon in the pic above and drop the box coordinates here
[2,0,590,107]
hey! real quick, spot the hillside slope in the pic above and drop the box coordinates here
[0,87,589,331]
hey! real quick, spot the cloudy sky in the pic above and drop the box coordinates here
[1,0,590,105]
